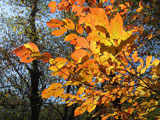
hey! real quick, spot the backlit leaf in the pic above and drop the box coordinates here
[76,23,83,34]
[48,83,63,90]
[87,100,97,113]
[47,18,64,28]
[63,18,75,30]
[77,86,85,95]
[41,52,52,63]
[132,51,139,62]
[74,103,87,116]
[51,27,67,36]
[64,34,77,41]
[76,37,89,48]
[24,43,39,52]
[48,1,57,13]
[71,49,88,61]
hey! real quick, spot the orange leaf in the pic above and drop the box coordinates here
[110,0,114,4]
[77,0,85,5]
[76,37,89,48]
[47,18,64,28]
[48,83,63,90]
[64,34,77,41]
[136,1,143,12]
[102,115,111,120]
[51,27,67,36]
[13,45,35,63]
[13,45,30,57]
[24,43,39,52]
[41,52,52,63]
[76,23,83,34]
[146,56,152,66]
[20,52,35,63]
[77,86,85,95]
[62,18,75,30]
[55,57,68,68]
[54,88,64,97]
[74,103,87,116]
[48,1,57,13]
[42,89,55,99]
[71,49,88,61]
[132,51,139,62]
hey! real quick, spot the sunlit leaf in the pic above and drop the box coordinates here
[51,27,67,36]
[48,1,57,13]
[76,23,83,34]
[64,34,77,41]
[71,49,88,61]
[76,37,89,48]
[47,18,64,28]
[77,86,85,95]
[87,100,97,113]
[74,103,87,116]
[62,18,75,30]
[24,43,39,52]
[41,52,52,63]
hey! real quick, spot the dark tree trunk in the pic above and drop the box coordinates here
[28,0,41,120]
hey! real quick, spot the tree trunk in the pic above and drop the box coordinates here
[28,0,41,120]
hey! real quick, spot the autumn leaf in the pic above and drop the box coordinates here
[47,18,64,28]
[48,1,57,13]
[41,52,52,63]
[42,83,64,98]
[48,83,62,89]
[55,57,68,68]
[13,45,30,57]
[51,27,67,36]
[136,1,143,12]
[13,44,36,63]
[76,23,83,34]
[76,37,89,48]
[77,86,85,95]
[24,43,39,52]
[74,103,87,116]
[64,34,77,41]
[132,51,139,62]
[110,0,114,4]
[87,100,97,113]
[62,18,75,30]
[71,49,88,61]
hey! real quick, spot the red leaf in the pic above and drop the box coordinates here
[41,52,52,63]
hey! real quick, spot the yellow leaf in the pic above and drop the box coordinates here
[24,43,39,52]
[74,103,87,116]
[77,86,85,95]
[55,57,68,69]
[137,58,144,73]
[146,56,152,66]
[120,97,128,104]
[87,100,97,113]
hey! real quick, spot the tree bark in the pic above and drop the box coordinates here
[28,0,41,120]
